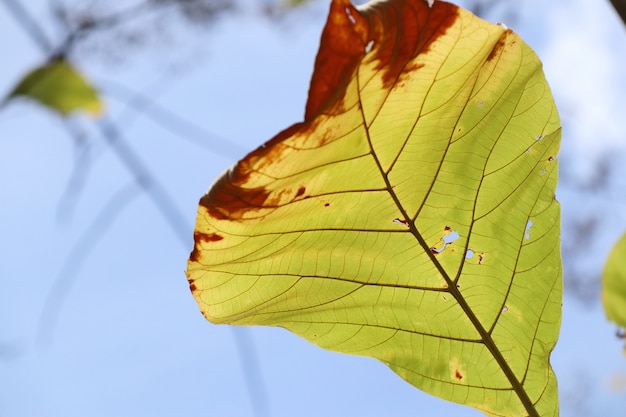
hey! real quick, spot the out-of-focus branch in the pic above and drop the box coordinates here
[610,0,626,27]
[38,182,142,346]
[95,116,191,246]
[1,0,54,51]
[55,1,157,56]
[55,121,92,223]
[101,78,247,159]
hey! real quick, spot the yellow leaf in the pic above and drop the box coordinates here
[6,59,103,117]
[603,233,626,330]
[187,1,562,415]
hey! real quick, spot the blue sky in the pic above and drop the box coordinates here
[1,1,626,416]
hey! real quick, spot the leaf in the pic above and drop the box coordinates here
[186,0,562,415]
[602,233,626,331]
[5,59,103,117]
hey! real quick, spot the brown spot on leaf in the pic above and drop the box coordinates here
[189,232,223,262]
[196,231,223,242]
[430,247,439,255]
[200,175,270,221]
[487,30,510,62]
[201,177,308,220]
[199,123,311,221]
[444,225,451,231]
[305,0,369,119]
[455,370,463,380]
[325,203,330,207]
[187,272,197,292]
[189,247,200,263]
[305,0,459,118]
[363,0,459,89]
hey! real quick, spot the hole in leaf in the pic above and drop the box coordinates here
[431,229,460,253]
[365,40,374,53]
[524,220,533,240]
[465,249,474,259]
[345,6,356,24]
[502,305,509,313]
[393,218,408,227]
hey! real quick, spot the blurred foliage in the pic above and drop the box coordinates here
[603,233,626,336]
[4,58,102,116]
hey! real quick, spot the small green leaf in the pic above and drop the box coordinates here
[603,233,626,330]
[6,59,103,117]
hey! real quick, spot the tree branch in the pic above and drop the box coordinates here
[101,77,247,159]
[610,0,626,27]
[38,182,142,346]
[1,0,54,51]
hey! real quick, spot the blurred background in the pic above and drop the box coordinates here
[1,0,626,416]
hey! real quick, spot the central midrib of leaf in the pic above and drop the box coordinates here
[354,73,540,417]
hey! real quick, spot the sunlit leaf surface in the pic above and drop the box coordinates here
[187,0,562,415]
[6,59,102,116]
[602,233,626,331]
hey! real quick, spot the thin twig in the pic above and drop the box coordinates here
[1,0,55,51]
[48,0,71,33]
[38,182,142,346]
[54,1,157,55]
[101,77,247,159]
[56,120,92,223]
[95,116,191,246]
[232,328,271,417]
[55,1,191,57]
[77,1,155,30]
